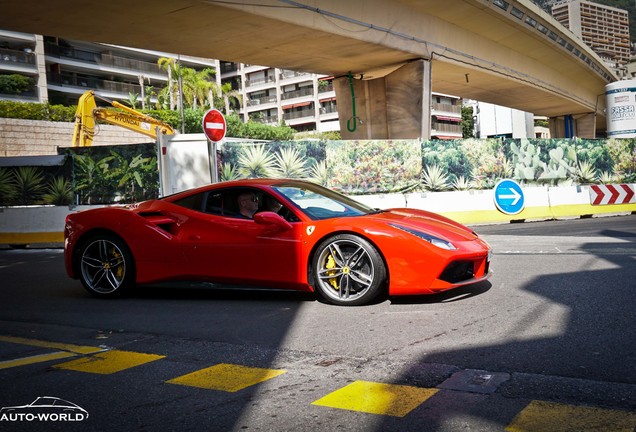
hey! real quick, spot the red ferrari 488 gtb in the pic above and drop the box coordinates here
[65,179,491,305]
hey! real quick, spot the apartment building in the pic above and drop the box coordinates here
[0,29,221,108]
[222,63,340,133]
[551,0,630,76]
[430,93,463,139]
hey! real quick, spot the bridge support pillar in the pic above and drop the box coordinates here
[548,113,596,139]
[334,59,432,140]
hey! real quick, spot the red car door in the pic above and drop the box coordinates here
[178,211,306,290]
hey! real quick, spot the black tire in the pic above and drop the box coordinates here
[77,233,135,298]
[312,234,386,306]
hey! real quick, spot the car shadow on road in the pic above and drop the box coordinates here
[129,281,317,303]
[389,280,492,305]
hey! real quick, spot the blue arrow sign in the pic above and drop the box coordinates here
[493,179,525,215]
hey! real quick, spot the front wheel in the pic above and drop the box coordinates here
[312,234,386,306]
[78,234,135,297]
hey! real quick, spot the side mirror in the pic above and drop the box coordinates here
[253,211,293,231]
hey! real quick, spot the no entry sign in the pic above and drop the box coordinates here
[202,109,226,142]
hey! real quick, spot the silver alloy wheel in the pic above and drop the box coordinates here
[80,239,127,295]
[315,238,376,303]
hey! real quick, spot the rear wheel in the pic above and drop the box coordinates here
[78,234,135,297]
[312,234,386,306]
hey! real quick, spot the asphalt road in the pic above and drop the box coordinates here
[0,214,635,431]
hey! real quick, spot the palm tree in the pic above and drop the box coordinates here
[220,82,242,114]
[192,67,217,109]
[157,57,177,110]
[126,92,139,109]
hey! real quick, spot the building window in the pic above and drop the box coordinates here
[493,0,508,11]
[510,7,524,19]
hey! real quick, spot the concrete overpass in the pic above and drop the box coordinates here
[0,0,617,138]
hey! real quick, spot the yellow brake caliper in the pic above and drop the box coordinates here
[325,254,339,290]
[111,247,124,279]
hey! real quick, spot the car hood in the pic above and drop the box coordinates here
[369,208,478,241]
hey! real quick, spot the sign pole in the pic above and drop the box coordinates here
[208,139,219,183]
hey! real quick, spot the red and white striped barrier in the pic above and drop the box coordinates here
[589,184,636,205]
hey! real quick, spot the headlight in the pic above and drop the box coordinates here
[389,223,457,250]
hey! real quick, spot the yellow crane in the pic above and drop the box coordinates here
[71,90,175,147]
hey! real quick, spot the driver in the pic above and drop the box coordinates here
[237,192,259,218]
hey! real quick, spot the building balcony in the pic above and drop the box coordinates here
[47,72,145,98]
[281,87,313,100]
[0,48,37,74]
[1,47,36,65]
[283,107,315,121]
[44,43,163,76]
[244,75,276,89]
[431,122,462,136]
[250,114,279,125]
[246,95,277,107]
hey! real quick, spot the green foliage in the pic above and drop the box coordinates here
[237,144,276,178]
[73,153,114,205]
[327,140,421,194]
[0,168,16,205]
[422,140,471,182]
[574,138,613,173]
[67,144,159,204]
[309,160,331,186]
[220,162,240,181]
[272,146,307,178]
[451,175,471,191]
[107,151,157,202]
[606,138,636,182]
[12,167,46,205]
[0,100,76,122]
[597,170,616,184]
[0,100,49,120]
[422,164,449,191]
[508,139,578,185]
[43,176,73,205]
[0,74,32,94]
[575,160,597,184]
[294,130,341,140]
[461,105,474,138]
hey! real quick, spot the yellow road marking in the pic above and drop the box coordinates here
[54,350,165,374]
[312,380,438,417]
[0,351,77,370]
[0,335,105,355]
[167,363,286,392]
[506,400,636,432]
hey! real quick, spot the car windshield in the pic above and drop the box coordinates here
[273,182,375,220]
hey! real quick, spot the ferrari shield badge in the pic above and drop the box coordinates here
[306,226,315,236]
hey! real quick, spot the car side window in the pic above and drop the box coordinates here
[174,188,299,222]
[204,192,224,215]
[172,192,205,212]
